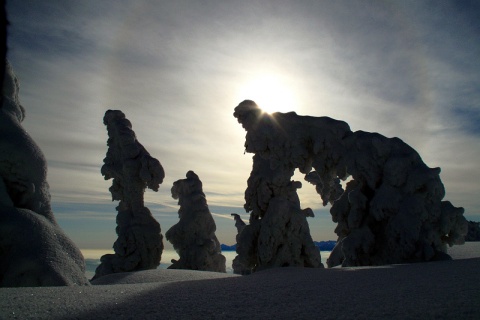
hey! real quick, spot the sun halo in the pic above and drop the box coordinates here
[237,75,297,115]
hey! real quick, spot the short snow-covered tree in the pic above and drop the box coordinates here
[166,171,226,272]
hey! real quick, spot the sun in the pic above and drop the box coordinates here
[236,74,297,114]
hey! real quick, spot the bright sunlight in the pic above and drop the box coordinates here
[236,74,297,114]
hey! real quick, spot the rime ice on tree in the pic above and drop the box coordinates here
[93,110,165,279]
[233,101,324,273]
[231,213,246,234]
[231,213,248,273]
[234,100,467,269]
[0,62,89,287]
[166,171,226,272]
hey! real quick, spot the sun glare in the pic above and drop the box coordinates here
[237,75,297,114]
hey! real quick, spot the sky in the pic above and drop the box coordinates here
[6,0,480,251]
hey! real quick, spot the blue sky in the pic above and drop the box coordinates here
[6,0,480,250]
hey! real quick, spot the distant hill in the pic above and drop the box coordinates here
[466,220,480,241]
[221,241,336,252]
[220,244,237,251]
[314,240,336,251]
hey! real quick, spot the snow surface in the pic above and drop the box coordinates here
[0,243,478,319]
[0,207,89,287]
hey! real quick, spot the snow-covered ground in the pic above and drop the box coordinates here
[1,243,479,319]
